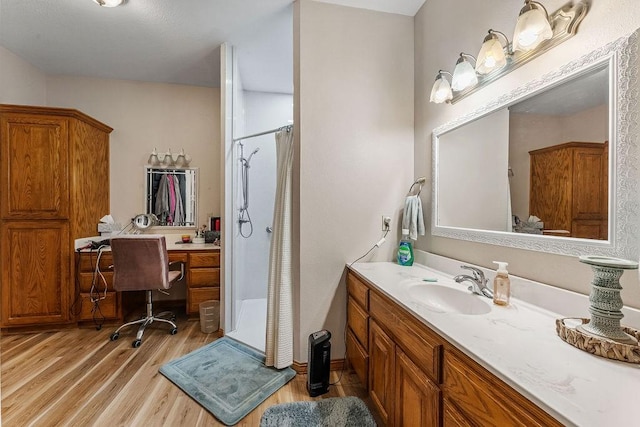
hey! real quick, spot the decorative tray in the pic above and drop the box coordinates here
[556,318,640,364]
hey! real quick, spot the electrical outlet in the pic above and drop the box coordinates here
[382,215,391,231]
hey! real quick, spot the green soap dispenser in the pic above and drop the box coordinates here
[397,234,414,266]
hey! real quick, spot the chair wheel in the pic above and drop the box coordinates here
[132,339,142,348]
[170,328,178,335]
[110,332,119,341]
[170,315,177,322]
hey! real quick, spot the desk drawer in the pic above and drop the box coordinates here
[370,291,442,383]
[347,272,369,310]
[79,272,114,292]
[348,296,369,350]
[189,252,220,268]
[188,287,220,314]
[189,268,220,287]
[78,292,118,320]
[77,252,113,271]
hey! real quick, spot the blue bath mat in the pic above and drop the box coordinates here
[260,396,376,426]
[159,337,296,425]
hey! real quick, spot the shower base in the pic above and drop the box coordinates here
[227,298,267,352]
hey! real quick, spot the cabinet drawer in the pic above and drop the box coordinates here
[444,348,562,427]
[346,329,369,388]
[189,268,220,288]
[78,271,114,292]
[370,291,442,383]
[78,292,118,320]
[347,272,369,310]
[348,296,369,350]
[189,251,220,268]
[188,287,220,314]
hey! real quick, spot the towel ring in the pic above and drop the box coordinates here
[407,178,426,197]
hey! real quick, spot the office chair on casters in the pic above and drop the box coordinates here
[108,235,184,348]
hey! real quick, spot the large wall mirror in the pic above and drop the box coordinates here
[432,31,639,258]
[145,167,198,227]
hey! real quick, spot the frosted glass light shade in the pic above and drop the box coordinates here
[476,36,507,74]
[93,0,124,7]
[451,59,478,92]
[430,75,453,104]
[513,7,552,51]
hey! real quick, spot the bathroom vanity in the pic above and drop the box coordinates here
[347,259,640,426]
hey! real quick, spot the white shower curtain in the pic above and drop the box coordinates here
[265,128,294,369]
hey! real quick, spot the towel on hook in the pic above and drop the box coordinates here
[402,195,425,240]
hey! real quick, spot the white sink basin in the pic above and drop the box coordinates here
[406,284,491,315]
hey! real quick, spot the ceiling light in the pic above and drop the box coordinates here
[93,0,125,7]
[429,71,453,104]
[451,53,478,92]
[513,0,553,52]
[476,30,511,75]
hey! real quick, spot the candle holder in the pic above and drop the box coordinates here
[576,255,639,344]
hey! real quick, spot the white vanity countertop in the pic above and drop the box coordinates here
[350,260,640,427]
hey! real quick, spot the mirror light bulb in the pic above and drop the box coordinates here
[476,37,507,75]
[513,7,552,51]
[430,75,452,104]
[452,59,478,92]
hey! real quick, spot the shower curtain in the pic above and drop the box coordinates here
[265,128,294,369]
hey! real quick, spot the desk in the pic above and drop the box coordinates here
[75,243,220,324]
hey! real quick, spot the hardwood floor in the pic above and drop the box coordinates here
[1,316,371,426]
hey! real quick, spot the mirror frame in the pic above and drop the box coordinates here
[432,31,639,259]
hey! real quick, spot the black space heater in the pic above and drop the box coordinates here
[307,329,332,397]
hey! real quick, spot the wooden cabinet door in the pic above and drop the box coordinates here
[572,147,606,221]
[369,320,395,425]
[395,349,440,427]
[0,114,69,219]
[1,221,71,326]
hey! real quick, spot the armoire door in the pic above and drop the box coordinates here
[0,114,69,219]
[1,221,71,326]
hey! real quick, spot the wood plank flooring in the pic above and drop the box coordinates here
[1,316,371,426]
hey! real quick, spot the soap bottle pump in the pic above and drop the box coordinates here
[397,231,414,266]
[492,261,510,306]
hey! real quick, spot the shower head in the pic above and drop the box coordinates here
[246,147,260,165]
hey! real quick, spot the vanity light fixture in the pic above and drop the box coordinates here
[476,30,512,75]
[93,0,125,7]
[451,53,478,91]
[429,0,588,105]
[429,70,453,104]
[513,0,552,52]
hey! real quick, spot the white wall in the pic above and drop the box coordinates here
[415,0,640,307]
[0,45,47,105]
[235,91,293,301]
[46,76,220,231]
[295,0,414,362]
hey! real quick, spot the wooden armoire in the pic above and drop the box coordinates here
[529,141,608,240]
[0,104,112,329]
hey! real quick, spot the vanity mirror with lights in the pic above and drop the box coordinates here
[145,167,198,227]
[432,30,640,258]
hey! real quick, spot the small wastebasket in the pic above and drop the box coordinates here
[199,300,220,333]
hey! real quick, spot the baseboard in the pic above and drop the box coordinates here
[292,359,346,374]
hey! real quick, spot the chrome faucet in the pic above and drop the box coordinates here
[454,265,493,299]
